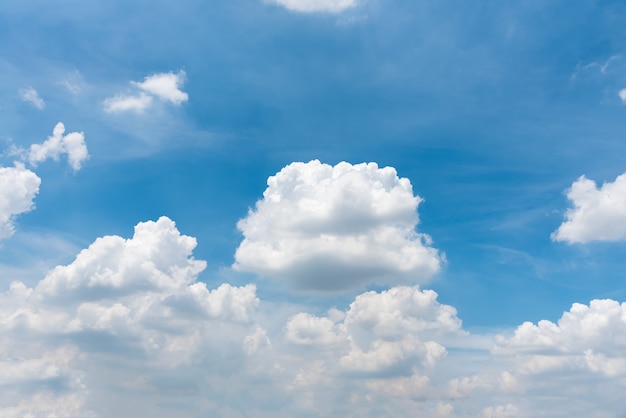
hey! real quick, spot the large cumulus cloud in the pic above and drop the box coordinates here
[233,160,443,291]
[0,217,260,417]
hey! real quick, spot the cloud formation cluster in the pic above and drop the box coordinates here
[234,160,443,291]
[553,173,626,243]
[0,217,260,417]
[3,159,626,416]
[103,71,188,114]
[1,213,626,416]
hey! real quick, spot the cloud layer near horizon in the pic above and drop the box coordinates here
[2,215,626,416]
[233,160,443,291]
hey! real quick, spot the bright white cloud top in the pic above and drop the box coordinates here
[234,160,443,291]
[269,0,357,13]
[27,123,89,171]
[552,173,626,243]
[0,163,40,240]
[19,87,45,109]
[103,71,188,113]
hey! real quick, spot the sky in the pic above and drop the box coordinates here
[2,0,626,416]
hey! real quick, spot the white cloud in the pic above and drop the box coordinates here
[0,163,40,240]
[19,87,45,109]
[619,88,626,103]
[487,298,626,417]
[28,122,89,171]
[234,160,443,291]
[284,285,462,378]
[269,0,357,13]
[552,173,626,243]
[103,71,188,114]
[495,299,626,366]
[0,217,260,416]
[132,71,189,105]
[285,312,342,345]
[103,92,153,113]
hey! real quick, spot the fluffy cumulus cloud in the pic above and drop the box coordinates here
[19,87,45,109]
[619,88,626,103]
[279,285,474,416]
[269,0,357,13]
[234,160,443,291]
[103,71,188,113]
[0,217,261,417]
[491,299,626,417]
[552,173,626,243]
[0,163,40,240]
[27,122,89,171]
[284,285,463,376]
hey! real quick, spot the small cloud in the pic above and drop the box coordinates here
[103,92,153,113]
[103,71,188,114]
[132,71,188,105]
[268,0,357,13]
[60,80,81,95]
[19,87,45,109]
[0,163,41,240]
[552,173,626,243]
[619,88,626,103]
[28,122,89,171]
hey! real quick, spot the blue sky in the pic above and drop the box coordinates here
[2,0,626,416]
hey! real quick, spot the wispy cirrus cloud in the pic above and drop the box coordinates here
[103,92,153,113]
[268,0,357,13]
[19,87,45,109]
